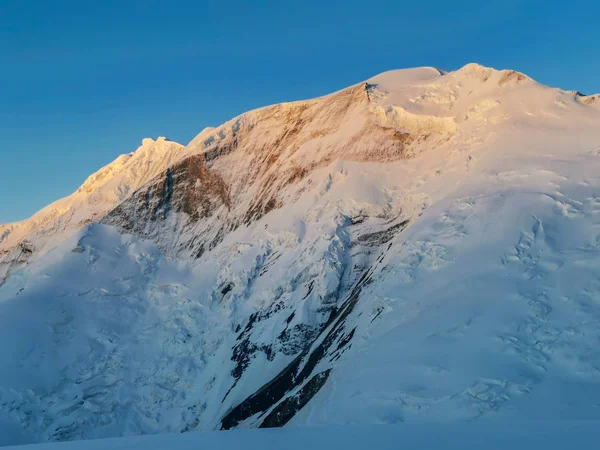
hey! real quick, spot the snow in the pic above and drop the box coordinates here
[3,422,600,450]
[1,63,600,446]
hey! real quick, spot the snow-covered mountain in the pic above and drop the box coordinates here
[1,63,600,446]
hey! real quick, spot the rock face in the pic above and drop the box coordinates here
[1,64,600,446]
[102,154,232,259]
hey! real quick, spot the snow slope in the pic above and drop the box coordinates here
[1,63,600,446]
[3,423,599,450]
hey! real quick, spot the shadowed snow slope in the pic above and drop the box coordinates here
[1,63,600,446]
[2,423,599,450]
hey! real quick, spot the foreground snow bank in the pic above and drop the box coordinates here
[4,423,600,450]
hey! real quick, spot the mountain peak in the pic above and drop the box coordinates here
[141,137,155,146]
[141,136,174,146]
[367,66,445,87]
[455,63,531,86]
[457,62,493,72]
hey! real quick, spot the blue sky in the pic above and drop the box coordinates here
[1,0,599,223]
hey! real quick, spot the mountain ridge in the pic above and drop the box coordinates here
[3,60,599,288]
[1,62,597,228]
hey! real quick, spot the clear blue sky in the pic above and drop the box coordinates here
[1,0,599,223]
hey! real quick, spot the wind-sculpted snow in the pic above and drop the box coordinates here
[1,63,600,446]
